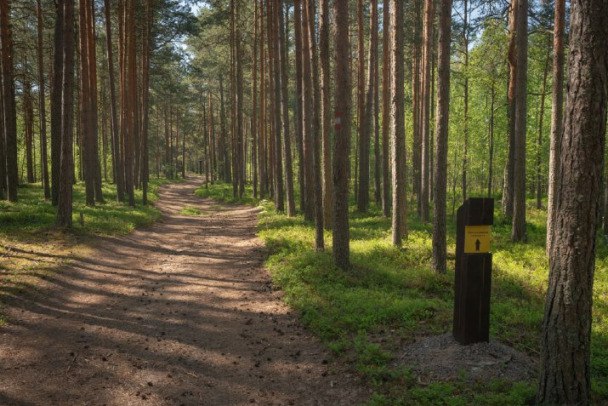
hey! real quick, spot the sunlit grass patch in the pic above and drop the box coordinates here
[200,184,608,403]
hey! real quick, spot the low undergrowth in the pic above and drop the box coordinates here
[198,182,608,405]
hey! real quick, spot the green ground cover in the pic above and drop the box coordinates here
[196,182,608,405]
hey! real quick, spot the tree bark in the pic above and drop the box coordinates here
[511,0,528,242]
[0,0,18,202]
[432,0,452,274]
[420,0,434,222]
[332,0,351,270]
[546,0,565,250]
[391,0,407,245]
[319,0,333,228]
[36,0,50,199]
[56,0,76,228]
[503,0,517,218]
[23,80,36,184]
[380,0,391,217]
[278,0,295,216]
[537,2,608,403]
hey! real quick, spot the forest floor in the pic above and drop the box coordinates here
[0,177,367,406]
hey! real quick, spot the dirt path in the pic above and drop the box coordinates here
[0,178,367,406]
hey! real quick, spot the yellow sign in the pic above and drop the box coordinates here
[464,225,492,254]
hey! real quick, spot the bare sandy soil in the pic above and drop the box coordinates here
[0,178,367,406]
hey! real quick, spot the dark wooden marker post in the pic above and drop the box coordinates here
[453,198,494,344]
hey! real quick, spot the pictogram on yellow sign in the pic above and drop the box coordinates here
[464,225,492,254]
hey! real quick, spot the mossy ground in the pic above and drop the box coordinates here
[0,179,172,326]
[196,182,608,405]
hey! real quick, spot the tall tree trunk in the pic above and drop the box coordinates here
[269,0,284,211]
[420,0,434,222]
[432,0,452,274]
[391,0,406,245]
[319,0,333,228]
[356,0,368,212]
[252,0,259,199]
[546,0,565,249]
[50,0,64,205]
[503,0,517,218]
[80,0,95,206]
[304,0,324,250]
[357,0,377,213]
[57,0,76,228]
[278,0,295,216]
[301,0,314,221]
[537,2,608,403]
[511,0,528,242]
[23,81,35,184]
[461,0,470,203]
[0,0,18,202]
[140,0,152,205]
[104,0,124,201]
[36,0,50,199]
[536,45,550,210]
[235,0,244,197]
[381,0,391,217]
[412,0,422,215]
[332,0,351,270]
[293,0,305,212]
[488,85,496,197]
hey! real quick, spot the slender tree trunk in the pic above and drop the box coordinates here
[488,85,496,197]
[420,0,433,222]
[268,0,284,211]
[503,0,517,218]
[546,0,565,249]
[391,0,407,245]
[319,0,333,228]
[412,0,422,215]
[381,0,391,217]
[293,0,305,212]
[252,0,259,199]
[332,0,351,270]
[537,2,608,403]
[0,0,18,202]
[50,0,64,206]
[141,0,152,205]
[461,0,469,203]
[301,0,314,221]
[432,0,452,274]
[278,0,295,216]
[304,0,324,250]
[36,0,50,199]
[356,0,368,212]
[511,0,528,242]
[23,81,35,184]
[57,0,76,228]
[104,0,124,201]
[536,45,550,210]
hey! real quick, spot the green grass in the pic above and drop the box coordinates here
[200,182,608,405]
[0,178,173,326]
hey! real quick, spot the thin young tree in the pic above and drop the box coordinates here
[57,0,76,228]
[537,1,608,402]
[0,0,18,202]
[390,0,406,245]
[420,0,434,222]
[319,0,333,228]
[546,0,565,252]
[511,0,528,242]
[432,0,452,274]
[36,0,50,199]
[332,0,351,269]
[503,0,517,218]
[380,0,391,217]
[278,0,296,216]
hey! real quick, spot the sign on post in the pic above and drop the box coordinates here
[453,198,494,345]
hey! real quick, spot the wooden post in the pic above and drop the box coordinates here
[453,198,494,344]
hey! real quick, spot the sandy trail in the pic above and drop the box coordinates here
[0,178,366,406]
